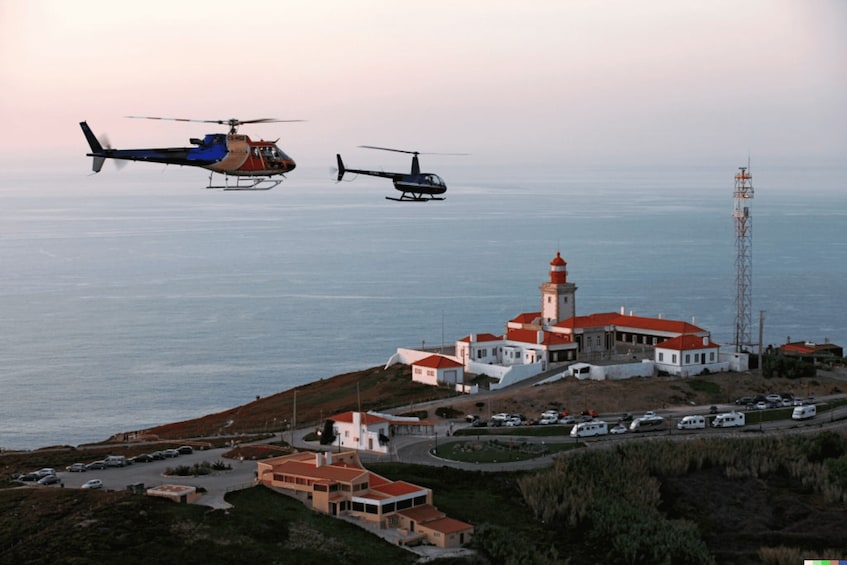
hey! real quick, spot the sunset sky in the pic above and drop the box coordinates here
[1,0,845,173]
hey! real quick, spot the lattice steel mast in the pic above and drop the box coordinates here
[733,165,754,352]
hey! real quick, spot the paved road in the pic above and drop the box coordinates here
[42,397,847,509]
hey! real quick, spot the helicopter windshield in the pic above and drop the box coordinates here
[426,174,445,187]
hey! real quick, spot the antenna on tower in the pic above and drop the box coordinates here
[732,162,754,354]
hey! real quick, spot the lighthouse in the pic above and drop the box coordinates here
[540,252,577,326]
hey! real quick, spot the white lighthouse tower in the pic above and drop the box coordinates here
[540,252,577,326]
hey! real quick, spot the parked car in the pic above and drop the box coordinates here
[66,463,87,472]
[35,468,56,478]
[176,445,194,455]
[471,418,488,427]
[131,454,153,463]
[617,413,633,423]
[558,415,576,425]
[755,401,767,410]
[709,406,718,414]
[735,396,753,406]
[643,411,657,418]
[781,398,793,407]
[765,394,782,404]
[538,415,558,425]
[794,398,805,406]
[81,479,103,490]
[37,474,60,486]
[505,417,522,427]
[17,472,40,482]
[465,414,480,423]
[610,424,628,434]
[162,449,180,458]
[86,460,107,470]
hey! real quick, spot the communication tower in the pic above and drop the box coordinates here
[733,165,754,352]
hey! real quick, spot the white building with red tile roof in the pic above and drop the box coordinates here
[411,354,464,386]
[257,450,474,548]
[327,410,434,454]
[448,252,725,385]
[654,334,727,376]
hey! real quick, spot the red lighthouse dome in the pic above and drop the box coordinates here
[549,252,567,284]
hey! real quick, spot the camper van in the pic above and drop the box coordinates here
[104,455,128,467]
[677,415,706,430]
[629,415,665,432]
[711,411,745,428]
[570,420,608,438]
[792,404,817,420]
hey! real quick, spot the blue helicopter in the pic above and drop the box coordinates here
[80,117,302,190]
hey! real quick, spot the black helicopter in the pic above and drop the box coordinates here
[336,146,456,202]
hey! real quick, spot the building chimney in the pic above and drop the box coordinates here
[315,452,323,467]
[325,452,333,465]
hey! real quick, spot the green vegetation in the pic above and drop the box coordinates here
[0,486,418,565]
[434,438,581,463]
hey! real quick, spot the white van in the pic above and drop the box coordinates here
[570,420,608,438]
[792,404,817,420]
[677,415,706,430]
[104,455,128,467]
[711,411,745,428]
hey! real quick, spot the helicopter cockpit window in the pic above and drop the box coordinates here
[429,174,445,186]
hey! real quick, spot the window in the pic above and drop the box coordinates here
[672,354,677,363]
[685,354,690,364]
[658,352,664,362]
[710,352,715,362]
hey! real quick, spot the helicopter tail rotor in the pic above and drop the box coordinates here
[335,154,346,181]
[80,121,106,173]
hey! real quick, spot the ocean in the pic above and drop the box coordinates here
[1,163,845,450]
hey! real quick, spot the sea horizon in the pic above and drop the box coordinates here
[1,163,845,450]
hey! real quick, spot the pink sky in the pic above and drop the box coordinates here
[1,0,845,173]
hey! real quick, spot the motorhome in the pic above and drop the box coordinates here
[711,411,745,428]
[629,415,665,432]
[570,420,608,438]
[677,415,706,430]
[792,404,817,420]
[104,455,128,467]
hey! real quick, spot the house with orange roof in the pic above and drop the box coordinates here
[412,354,464,386]
[326,410,434,454]
[654,334,726,376]
[777,340,843,362]
[257,449,473,548]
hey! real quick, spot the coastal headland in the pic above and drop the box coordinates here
[109,363,846,446]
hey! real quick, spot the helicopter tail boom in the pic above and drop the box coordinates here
[79,121,106,173]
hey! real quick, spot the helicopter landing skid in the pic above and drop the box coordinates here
[206,173,283,191]
[386,193,445,202]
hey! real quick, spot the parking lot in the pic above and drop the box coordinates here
[44,446,259,509]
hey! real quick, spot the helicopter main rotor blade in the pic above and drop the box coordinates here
[359,145,468,156]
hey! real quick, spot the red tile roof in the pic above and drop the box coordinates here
[458,333,501,343]
[510,312,541,324]
[506,327,572,346]
[555,312,705,335]
[610,314,705,334]
[424,516,475,534]
[330,411,389,425]
[414,355,463,369]
[371,480,427,497]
